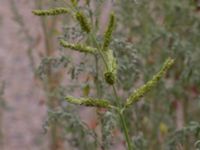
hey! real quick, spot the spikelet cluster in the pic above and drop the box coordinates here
[104,50,117,85]
[32,7,68,16]
[76,11,91,33]
[70,0,77,6]
[66,96,112,108]
[60,40,97,54]
[101,13,117,85]
[102,13,115,51]
[125,58,174,108]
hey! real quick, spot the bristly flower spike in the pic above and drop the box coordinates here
[102,12,116,51]
[76,11,91,33]
[60,40,97,54]
[125,58,174,108]
[32,7,68,16]
[104,50,117,85]
[70,0,78,6]
[65,96,113,108]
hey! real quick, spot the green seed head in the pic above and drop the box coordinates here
[125,58,174,108]
[60,40,97,54]
[76,11,91,33]
[32,7,68,16]
[65,96,113,108]
[104,71,116,85]
[102,13,116,51]
[104,50,117,85]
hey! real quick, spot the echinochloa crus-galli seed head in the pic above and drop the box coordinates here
[75,11,91,33]
[125,58,174,108]
[32,7,68,16]
[102,13,116,51]
[60,40,97,54]
[65,96,113,108]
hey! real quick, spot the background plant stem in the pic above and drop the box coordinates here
[35,1,64,150]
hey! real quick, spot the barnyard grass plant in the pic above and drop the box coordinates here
[33,1,174,149]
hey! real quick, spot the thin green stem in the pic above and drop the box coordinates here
[89,32,109,70]
[89,30,134,150]
[112,87,134,150]
[112,85,121,107]
[119,111,133,150]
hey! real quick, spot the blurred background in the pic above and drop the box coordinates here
[0,0,48,150]
[0,0,200,150]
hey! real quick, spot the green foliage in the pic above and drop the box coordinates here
[44,109,98,149]
[10,0,200,149]
[166,121,200,149]
[111,39,140,90]
[101,111,117,150]
[115,0,200,149]
[37,56,70,80]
